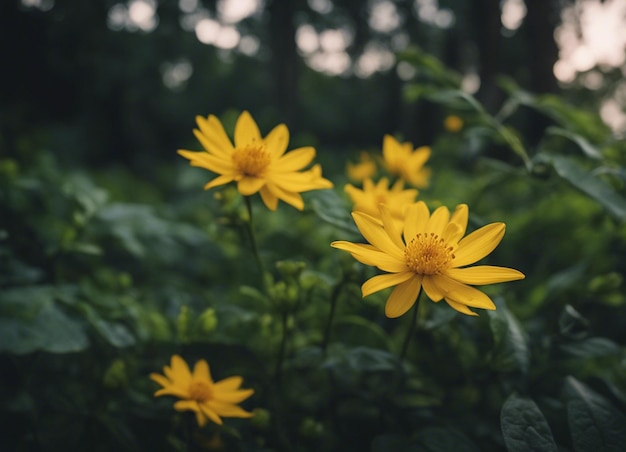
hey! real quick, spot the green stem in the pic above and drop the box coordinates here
[243,196,266,283]
[321,277,345,353]
[274,309,289,385]
[400,291,423,361]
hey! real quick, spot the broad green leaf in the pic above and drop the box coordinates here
[564,376,626,452]
[307,189,358,234]
[546,127,603,160]
[550,155,626,221]
[489,298,529,374]
[559,337,621,360]
[501,394,557,452]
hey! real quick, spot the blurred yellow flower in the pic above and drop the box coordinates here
[178,111,333,211]
[347,152,377,182]
[444,115,464,133]
[150,355,254,427]
[382,135,431,188]
[331,201,524,318]
[345,178,418,225]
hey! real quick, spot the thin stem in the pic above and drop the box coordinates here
[400,291,423,361]
[243,196,266,282]
[321,277,345,353]
[274,310,289,385]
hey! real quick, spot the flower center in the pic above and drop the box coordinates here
[232,145,271,177]
[404,232,454,275]
[188,381,212,403]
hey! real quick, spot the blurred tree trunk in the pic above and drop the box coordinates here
[471,0,503,113]
[268,0,299,125]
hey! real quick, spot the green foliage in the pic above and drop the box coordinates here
[2,47,626,452]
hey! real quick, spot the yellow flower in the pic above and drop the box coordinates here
[345,178,418,225]
[150,355,254,427]
[331,201,524,318]
[382,135,431,188]
[444,115,464,133]
[347,152,377,182]
[178,111,333,211]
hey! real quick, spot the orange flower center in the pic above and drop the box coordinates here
[404,232,454,275]
[188,381,212,403]
[232,145,271,177]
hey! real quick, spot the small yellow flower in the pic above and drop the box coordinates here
[444,115,464,133]
[178,111,333,211]
[382,135,431,188]
[150,355,254,427]
[331,201,524,318]
[347,152,377,182]
[345,178,418,225]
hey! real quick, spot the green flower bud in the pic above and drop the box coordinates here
[197,308,218,335]
[250,408,271,430]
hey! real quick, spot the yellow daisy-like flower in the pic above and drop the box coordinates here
[347,151,377,182]
[382,135,431,188]
[177,111,333,211]
[345,178,418,225]
[444,115,464,133]
[331,201,525,318]
[150,355,254,427]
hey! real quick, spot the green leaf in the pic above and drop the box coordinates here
[414,427,480,452]
[0,286,88,354]
[550,155,626,221]
[488,298,529,374]
[307,189,358,234]
[559,337,621,360]
[501,394,557,452]
[564,376,626,452]
[546,127,603,160]
[0,304,88,354]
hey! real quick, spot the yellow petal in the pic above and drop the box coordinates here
[453,223,505,267]
[449,204,468,238]
[178,150,235,175]
[213,376,243,391]
[404,201,430,243]
[445,299,479,316]
[259,186,279,210]
[214,388,254,404]
[237,176,266,195]
[330,241,408,272]
[385,275,422,318]
[234,111,262,148]
[352,211,404,260]
[192,359,213,383]
[432,274,496,310]
[150,373,172,388]
[264,123,290,158]
[421,275,445,302]
[268,169,332,192]
[168,355,192,386]
[204,174,235,190]
[379,204,404,250]
[205,400,254,418]
[271,147,316,173]
[266,182,304,210]
[426,205,450,235]
[362,272,414,297]
[444,266,525,285]
[195,115,234,157]
[199,404,223,425]
[154,386,189,398]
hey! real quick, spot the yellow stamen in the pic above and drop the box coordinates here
[232,145,270,177]
[188,381,212,403]
[404,233,454,275]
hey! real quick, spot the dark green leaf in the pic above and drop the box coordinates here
[559,337,621,360]
[550,155,626,221]
[414,427,480,452]
[501,394,557,452]
[489,298,529,374]
[564,376,626,452]
[307,189,357,234]
[546,127,603,160]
